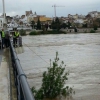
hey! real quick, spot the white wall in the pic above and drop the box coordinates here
[74,19,84,24]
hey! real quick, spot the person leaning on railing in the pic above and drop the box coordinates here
[5,31,10,48]
[0,29,5,49]
[13,30,19,47]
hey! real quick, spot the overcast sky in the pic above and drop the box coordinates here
[0,0,100,17]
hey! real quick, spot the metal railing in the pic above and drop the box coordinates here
[9,39,35,100]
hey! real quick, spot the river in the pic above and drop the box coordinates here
[17,33,100,100]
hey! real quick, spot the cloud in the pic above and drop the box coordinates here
[0,0,100,17]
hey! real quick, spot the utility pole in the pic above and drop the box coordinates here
[52,4,65,18]
[2,0,6,29]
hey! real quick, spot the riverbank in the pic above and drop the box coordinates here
[24,28,100,35]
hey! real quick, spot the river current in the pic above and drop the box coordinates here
[17,33,100,100]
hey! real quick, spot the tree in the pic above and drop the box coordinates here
[51,19,56,29]
[31,20,35,29]
[32,52,75,100]
[37,18,41,30]
[67,21,71,28]
[82,23,87,28]
[61,23,67,29]
[94,25,98,30]
[51,17,61,31]
[45,23,48,31]
[55,17,61,31]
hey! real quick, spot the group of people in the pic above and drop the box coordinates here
[0,29,20,49]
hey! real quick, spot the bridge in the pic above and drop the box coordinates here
[0,39,35,100]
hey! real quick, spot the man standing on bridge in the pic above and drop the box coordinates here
[13,30,19,47]
[0,29,5,49]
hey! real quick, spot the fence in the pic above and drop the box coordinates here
[9,39,35,100]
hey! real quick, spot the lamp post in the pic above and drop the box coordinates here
[2,0,6,29]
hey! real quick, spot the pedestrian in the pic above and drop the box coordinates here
[13,30,19,47]
[0,29,5,49]
[5,31,10,48]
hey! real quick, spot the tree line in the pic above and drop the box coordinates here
[31,17,100,31]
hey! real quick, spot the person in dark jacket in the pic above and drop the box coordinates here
[0,29,5,48]
[5,31,10,48]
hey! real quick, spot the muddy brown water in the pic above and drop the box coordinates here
[17,33,100,100]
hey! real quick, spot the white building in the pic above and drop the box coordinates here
[74,19,84,24]
[7,19,18,28]
[78,15,85,19]
[13,15,20,19]
[88,11,98,18]
[20,12,37,24]
[27,13,37,23]
[68,14,85,19]
[68,14,73,18]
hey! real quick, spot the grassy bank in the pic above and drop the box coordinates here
[29,30,66,35]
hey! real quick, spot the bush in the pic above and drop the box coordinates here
[19,29,26,36]
[41,30,66,34]
[29,31,38,35]
[29,30,66,35]
[31,52,75,100]
[90,30,95,33]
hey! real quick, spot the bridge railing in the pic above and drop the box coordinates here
[9,39,35,100]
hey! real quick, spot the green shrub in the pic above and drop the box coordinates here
[29,31,38,35]
[41,30,66,34]
[31,52,75,100]
[19,29,26,36]
[29,30,66,35]
[90,30,95,33]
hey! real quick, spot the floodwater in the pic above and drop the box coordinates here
[17,33,100,100]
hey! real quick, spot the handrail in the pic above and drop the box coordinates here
[9,39,35,100]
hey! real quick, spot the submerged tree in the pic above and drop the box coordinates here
[31,52,75,100]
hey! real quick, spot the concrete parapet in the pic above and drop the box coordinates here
[0,54,10,100]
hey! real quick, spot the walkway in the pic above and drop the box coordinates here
[0,49,10,100]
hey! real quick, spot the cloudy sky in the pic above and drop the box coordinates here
[0,0,100,17]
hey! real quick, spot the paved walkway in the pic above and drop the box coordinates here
[0,49,10,100]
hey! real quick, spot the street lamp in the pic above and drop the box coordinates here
[2,0,6,29]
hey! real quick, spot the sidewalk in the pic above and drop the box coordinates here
[0,49,10,100]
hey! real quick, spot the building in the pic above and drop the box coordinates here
[24,10,37,23]
[7,19,18,28]
[6,16,13,24]
[34,16,52,25]
[97,12,100,18]
[25,10,33,16]
[88,11,99,18]
[59,17,69,23]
